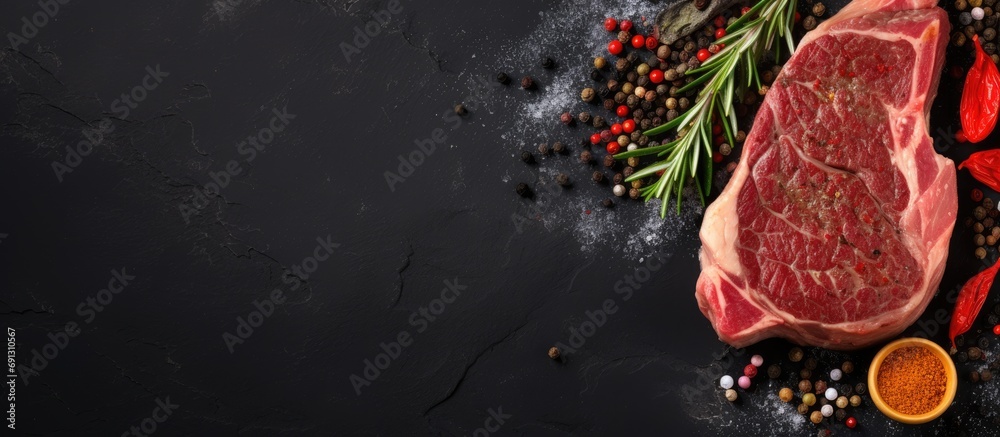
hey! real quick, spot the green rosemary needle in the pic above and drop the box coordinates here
[618,0,798,217]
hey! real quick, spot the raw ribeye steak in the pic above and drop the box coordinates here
[695,0,955,349]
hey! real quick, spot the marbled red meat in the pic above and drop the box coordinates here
[695,0,956,349]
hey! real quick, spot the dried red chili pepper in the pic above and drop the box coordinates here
[961,35,1000,143]
[950,257,1000,353]
[959,149,1000,192]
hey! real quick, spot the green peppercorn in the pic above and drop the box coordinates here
[581,88,596,102]
[976,247,988,259]
[636,63,650,76]
[594,56,607,69]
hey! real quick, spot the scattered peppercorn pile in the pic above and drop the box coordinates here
[508,1,829,207]
[951,0,1000,65]
[717,347,866,431]
[963,190,1000,259]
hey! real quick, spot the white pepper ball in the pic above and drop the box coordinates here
[627,142,639,151]
[825,387,838,401]
[720,375,735,389]
[829,368,842,381]
[613,184,626,197]
[634,86,647,97]
[821,404,834,417]
[973,6,985,19]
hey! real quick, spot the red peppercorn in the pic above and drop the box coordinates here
[741,6,752,15]
[616,105,630,117]
[713,15,725,28]
[649,69,664,83]
[697,49,711,62]
[622,119,635,133]
[606,142,620,154]
[713,152,724,163]
[631,34,646,49]
[973,188,985,202]
[608,40,623,56]
[611,123,623,135]
[656,169,665,176]
[957,129,969,143]
[590,133,602,145]
[794,11,801,22]
[620,19,633,32]
[715,28,726,39]
[744,363,757,378]
[845,417,857,429]
[645,36,658,50]
[712,124,722,135]
[994,324,1000,335]
[604,17,618,32]
[600,129,613,142]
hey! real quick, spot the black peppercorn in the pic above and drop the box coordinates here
[515,183,531,198]
[454,104,468,115]
[971,370,981,383]
[593,116,607,128]
[834,409,847,422]
[603,99,616,111]
[982,369,994,382]
[520,151,534,164]
[694,0,709,10]
[969,346,984,360]
[840,384,853,397]
[599,85,612,98]
[615,58,630,71]
[555,173,571,187]
[592,170,604,183]
[640,119,651,130]
[623,166,635,178]
[637,136,649,147]
[601,198,614,208]
[854,383,866,395]
[980,336,991,350]
[641,100,653,111]
[767,364,782,379]
[957,334,967,348]
[541,57,555,69]
[521,76,535,90]
[578,112,592,124]
[603,155,616,168]
[804,357,818,370]
[632,108,645,120]
[613,173,624,184]
[590,68,602,81]
[626,51,639,64]
[552,141,566,154]
[637,76,650,88]
[646,56,661,70]
[630,131,642,142]
[497,72,510,84]
[614,92,627,104]
[956,351,969,363]
[537,143,550,155]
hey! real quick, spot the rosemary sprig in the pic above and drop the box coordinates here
[617,0,798,217]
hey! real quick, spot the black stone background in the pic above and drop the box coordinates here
[0,0,997,435]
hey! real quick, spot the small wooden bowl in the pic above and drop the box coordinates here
[867,337,957,424]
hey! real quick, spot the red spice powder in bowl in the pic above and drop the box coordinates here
[868,337,958,424]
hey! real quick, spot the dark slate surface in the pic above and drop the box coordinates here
[1,0,997,436]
